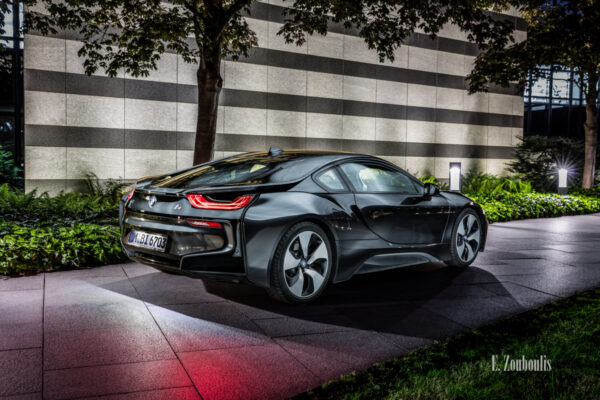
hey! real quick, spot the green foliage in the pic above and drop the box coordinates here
[0,183,120,227]
[0,222,127,274]
[0,179,126,275]
[295,287,600,400]
[280,1,517,63]
[474,192,600,223]
[418,169,599,223]
[467,0,600,189]
[467,0,600,97]
[569,186,600,198]
[419,175,449,190]
[83,172,129,203]
[507,136,597,193]
[22,0,518,77]
[0,145,22,189]
[461,170,532,199]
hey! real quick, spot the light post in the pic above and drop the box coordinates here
[558,168,568,195]
[449,162,461,192]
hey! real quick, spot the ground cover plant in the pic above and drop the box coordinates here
[295,287,600,400]
[0,175,128,275]
[459,171,600,222]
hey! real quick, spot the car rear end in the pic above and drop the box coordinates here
[121,183,254,280]
[120,150,351,281]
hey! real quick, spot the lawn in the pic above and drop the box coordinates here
[294,288,600,400]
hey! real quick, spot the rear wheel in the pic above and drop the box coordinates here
[267,222,332,304]
[445,209,482,268]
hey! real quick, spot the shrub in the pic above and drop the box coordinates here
[472,192,600,223]
[83,172,130,203]
[461,171,533,199]
[508,136,600,192]
[0,183,120,227]
[0,145,22,189]
[419,175,449,190]
[569,186,600,198]
[0,222,127,274]
[0,179,127,275]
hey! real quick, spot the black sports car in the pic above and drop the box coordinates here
[120,148,487,303]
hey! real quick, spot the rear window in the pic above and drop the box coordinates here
[152,152,341,189]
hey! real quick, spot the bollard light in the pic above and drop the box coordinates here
[558,168,568,195]
[449,162,461,192]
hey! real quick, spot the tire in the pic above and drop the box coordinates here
[445,208,483,268]
[266,222,333,304]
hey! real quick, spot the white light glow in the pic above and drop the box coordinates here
[449,166,461,191]
[558,168,568,188]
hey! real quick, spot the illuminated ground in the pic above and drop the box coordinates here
[1,214,600,399]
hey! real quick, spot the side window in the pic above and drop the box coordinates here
[315,168,346,192]
[339,162,419,194]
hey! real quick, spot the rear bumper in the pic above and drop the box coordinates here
[121,211,247,280]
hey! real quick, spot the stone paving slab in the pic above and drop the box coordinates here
[0,213,599,399]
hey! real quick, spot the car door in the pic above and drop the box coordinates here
[337,161,450,245]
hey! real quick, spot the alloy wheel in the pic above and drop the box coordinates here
[283,230,329,298]
[456,214,481,263]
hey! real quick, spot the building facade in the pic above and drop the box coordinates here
[524,66,599,139]
[21,1,526,194]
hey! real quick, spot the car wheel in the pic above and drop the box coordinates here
[267,222,332,304]
[446,208,482,268]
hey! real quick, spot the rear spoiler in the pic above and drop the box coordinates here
[138,180,301,197]
[182,181,300,195]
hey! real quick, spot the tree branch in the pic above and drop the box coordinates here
[215,0,251,40]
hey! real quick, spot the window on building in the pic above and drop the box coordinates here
[0,1,24,166]
[524,65,599,140]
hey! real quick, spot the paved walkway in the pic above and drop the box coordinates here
[2,214,600,399]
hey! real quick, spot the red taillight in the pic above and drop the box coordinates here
[126,186,135,201]
[188,219,222,228]
[186,194,253,210]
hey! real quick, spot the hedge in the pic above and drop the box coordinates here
[474,192,600,223]
[0,222,127,274]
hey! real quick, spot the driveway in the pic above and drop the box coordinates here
[2,214,600,399]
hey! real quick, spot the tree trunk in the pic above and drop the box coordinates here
[193,59,223,166]
[582,99,598,189]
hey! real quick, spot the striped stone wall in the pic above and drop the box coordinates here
[23,1,525,194]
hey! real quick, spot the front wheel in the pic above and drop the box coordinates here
[266,222,332,304]
[445,209,482,268]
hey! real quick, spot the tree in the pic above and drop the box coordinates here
[8,0,520,165]
[467,0,600,189]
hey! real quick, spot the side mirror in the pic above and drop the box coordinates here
[424,182,440,196]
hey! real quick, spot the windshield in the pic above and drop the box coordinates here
[152,151,344,189]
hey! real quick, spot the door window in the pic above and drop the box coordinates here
[315,168,346,191]
[339,162,419,194]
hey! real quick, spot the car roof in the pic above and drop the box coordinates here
[149,150,375,190]
[234,149,365,161]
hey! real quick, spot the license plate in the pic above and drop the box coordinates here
[128,230,168,252]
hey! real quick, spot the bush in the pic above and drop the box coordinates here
[508,136,600,192]
[461,171,532,199]
[419,175,449,190]
[0,222,127,274]
[0,177,127,275]
[0,183,120,227]
[83,172,130,203]
[0,145,22,189]
[569,186,600,198]
[472,192,600,223]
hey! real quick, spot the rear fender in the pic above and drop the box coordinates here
[243,192,344,288]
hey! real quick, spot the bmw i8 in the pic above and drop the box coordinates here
[120,148,487,303]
